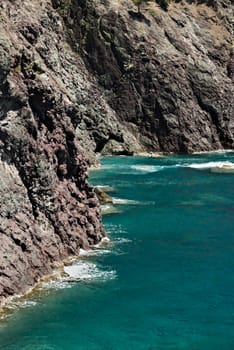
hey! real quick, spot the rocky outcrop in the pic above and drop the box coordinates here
[0,0,233,305]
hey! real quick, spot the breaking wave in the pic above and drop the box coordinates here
[39,260,116,291]
[101,204,122,215]
[112,197,156,206]
[112,197,141,205]
[187,161,234,170]
[79,247,112,257]
[63,261,116,282]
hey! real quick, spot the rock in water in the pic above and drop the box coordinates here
[94,187,113,204]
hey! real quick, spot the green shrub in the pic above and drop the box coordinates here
[148,8,157,16]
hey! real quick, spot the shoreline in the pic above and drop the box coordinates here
[89,149,234,170]
[134,149,234,157]
[2,148,234,318]
[0,259,72,319]
[0,237,110,319]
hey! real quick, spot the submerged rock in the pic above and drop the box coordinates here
[94,187,113,204]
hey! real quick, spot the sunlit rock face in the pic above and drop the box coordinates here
[72,0,233,153]
[0,0,233,304]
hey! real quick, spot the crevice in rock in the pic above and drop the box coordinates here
[128,11,151,26]
[28,89,56,133]
[191,87,228,146]
[11,236,27,252]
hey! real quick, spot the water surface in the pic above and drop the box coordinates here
[1,153,234,349]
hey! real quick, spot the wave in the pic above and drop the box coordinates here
[39,261,116,291]
[97,164,164,174]
[130,165,164,173]
[112,237,132,244]
[106,161,234,173]
[112,197,140,205]
[0,298,39,320]
[101,204,122,215]
[103,224,132,245]
[95,185,115,192]
[92,236,111,248]
[187,161,234,170]
[39,280,73,291]
[5,300,38,312]
[63,261,116,282]
[79,247,112,257]
[1,243,117,317]
[112,197,156,206]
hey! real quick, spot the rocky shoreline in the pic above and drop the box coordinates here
[0,0,234,306]
[0,235,110,316]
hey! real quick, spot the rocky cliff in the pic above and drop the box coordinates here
[73,0,234,153]
[0,0,233,305]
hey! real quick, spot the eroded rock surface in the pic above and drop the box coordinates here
[73,0,234,153]
[0,0,233,304]
[0,0,109,305]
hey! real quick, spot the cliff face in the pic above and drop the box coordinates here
[68,0,234,153]
[0,0,109,305]
[0,0,233,304]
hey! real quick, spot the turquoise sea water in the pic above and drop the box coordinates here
[1,153,234,349]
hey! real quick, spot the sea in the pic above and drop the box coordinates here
[0,152,234,349]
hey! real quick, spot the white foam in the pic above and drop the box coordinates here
[0,246,117,316]
[131,165,164,173]
[7,300,38,310]
[79,248,111,257]
[101,204,121,215]
[79,248,91,256]
[19,300,37,307]
[93,236,111,248]
[64,261,116,282]
[96,185,115,192]
[112,197,156,206]
[100,237,111,244]
[112,197,140,205]
[112,237,132,244]
[39,261,116,291]
[40,280,73,290]
[187,161,234,170]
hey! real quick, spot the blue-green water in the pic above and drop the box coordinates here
[1,153,234,349]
